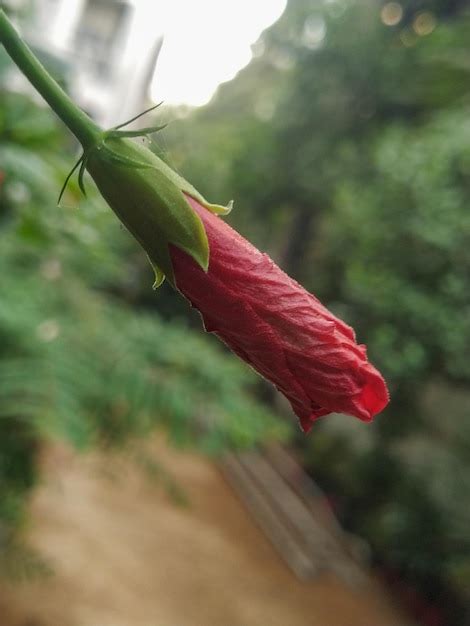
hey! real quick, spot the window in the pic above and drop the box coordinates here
[74,0,130,78]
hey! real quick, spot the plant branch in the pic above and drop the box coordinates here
[0,8,101,148]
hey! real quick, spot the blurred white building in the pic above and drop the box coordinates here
[21,0,163,126]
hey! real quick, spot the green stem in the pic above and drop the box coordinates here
[0,8,101,148]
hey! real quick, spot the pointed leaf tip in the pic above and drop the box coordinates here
[205,199,233,216]
[149,258,166,289]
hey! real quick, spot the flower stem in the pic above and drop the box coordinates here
[0,8,101,148]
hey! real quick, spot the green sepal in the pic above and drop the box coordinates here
[162,160,233,216]
[58,153,84,204]
[85,137,210,286]
[149,258,165,289]
[100,144,155,170]
[57,135,155,202]
[112,102,163,131]
[77,153,89,196]
[105,125,167,140]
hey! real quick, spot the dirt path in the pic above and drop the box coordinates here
[0,439,406,626]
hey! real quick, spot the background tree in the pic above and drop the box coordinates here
[160,1,470,623]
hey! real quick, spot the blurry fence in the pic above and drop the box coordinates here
[221,444,368,586]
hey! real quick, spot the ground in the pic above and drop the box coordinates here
[0,438,407,626]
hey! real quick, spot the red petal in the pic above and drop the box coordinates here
[170,195,389,431]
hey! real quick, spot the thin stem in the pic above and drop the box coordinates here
[0,8,101,148]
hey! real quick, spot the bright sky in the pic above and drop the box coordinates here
[149,0,287,107]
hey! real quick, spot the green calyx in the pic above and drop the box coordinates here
[58,103,167,202]
[59,106,232,287]
[86,135,209,287]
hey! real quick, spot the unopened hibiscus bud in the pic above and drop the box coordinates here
[88,141,389,430]
[171,195,389,432]
[83,138,389,429]
[0,9,389,431]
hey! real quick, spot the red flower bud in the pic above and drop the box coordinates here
[171,195,389,432]
[0,9,389,432]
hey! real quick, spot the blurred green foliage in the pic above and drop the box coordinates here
[2,0,470,622]
[0,50,285,575]
[159,0,470,622]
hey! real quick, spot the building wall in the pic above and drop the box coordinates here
[23,0,162,127]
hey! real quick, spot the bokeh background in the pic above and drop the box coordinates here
[0,1,469,625]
